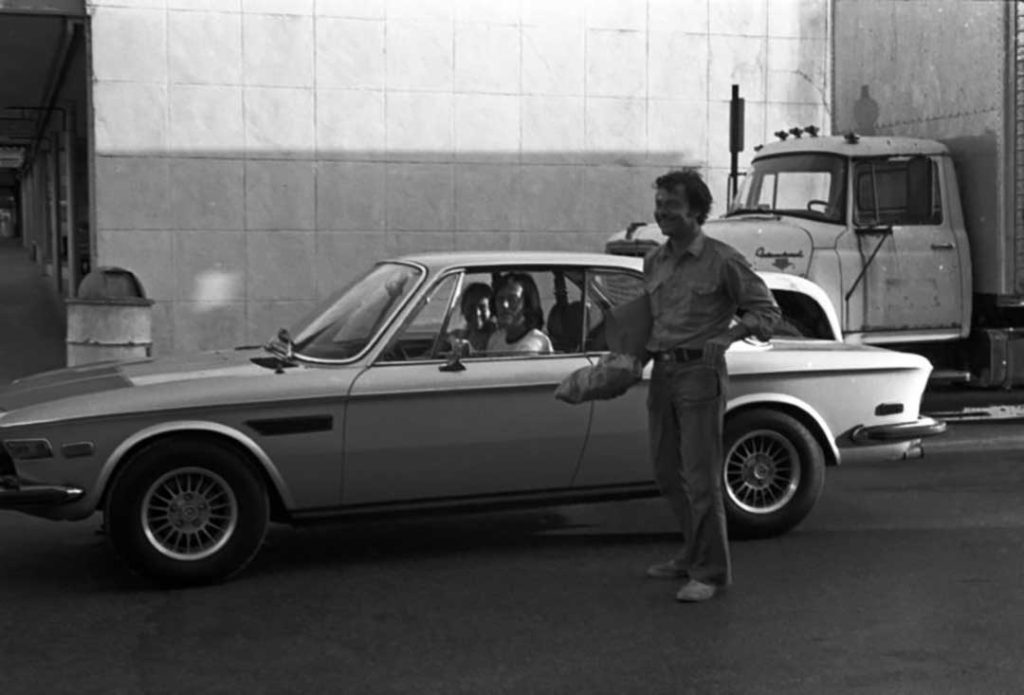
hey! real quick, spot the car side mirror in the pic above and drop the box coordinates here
[439,337,469,372]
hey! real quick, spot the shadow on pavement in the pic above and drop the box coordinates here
[249,507,682,580]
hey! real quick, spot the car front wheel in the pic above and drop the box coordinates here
[105,437,269,586]
[722,409,825,539]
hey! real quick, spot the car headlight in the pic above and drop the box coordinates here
[3,438,54,461]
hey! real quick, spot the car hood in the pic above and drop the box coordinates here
[0,349,309,427]
[605,218,816,277]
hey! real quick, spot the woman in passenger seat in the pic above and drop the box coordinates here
[487,273,554,354]
[451,282,497,353]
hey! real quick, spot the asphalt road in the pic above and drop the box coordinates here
[1,422,1023,695]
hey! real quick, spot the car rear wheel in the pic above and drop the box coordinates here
[722,409,825,539]
[105,437,269,586]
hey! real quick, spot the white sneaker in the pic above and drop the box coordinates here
[675,579,717,602]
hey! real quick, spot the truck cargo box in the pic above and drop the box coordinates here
[833,0,1021,299]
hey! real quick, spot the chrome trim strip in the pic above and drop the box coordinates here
[289,481,661,521]
[0,483,85,507]
[850,416,947,443]
[346,380,567,400]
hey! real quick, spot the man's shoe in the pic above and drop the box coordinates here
[646,558,688,579]
[675,579,717,602]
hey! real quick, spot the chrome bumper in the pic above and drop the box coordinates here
[0,477,85,508]
[850,416,948,444]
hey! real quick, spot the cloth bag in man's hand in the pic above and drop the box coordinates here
[554,294,652,404]
[554,351,645,404]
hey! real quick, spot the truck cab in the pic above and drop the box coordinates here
[609,133,973,352]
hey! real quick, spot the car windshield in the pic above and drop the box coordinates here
[730,153,847,224]
[289,262,423,361]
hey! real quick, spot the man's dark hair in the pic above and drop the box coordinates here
[460,282,492,318]
[494,272,544,331]
[655,168,713,224]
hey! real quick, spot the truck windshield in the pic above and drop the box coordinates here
[730,153,846,224]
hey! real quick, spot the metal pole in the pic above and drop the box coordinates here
[728,84,745,206]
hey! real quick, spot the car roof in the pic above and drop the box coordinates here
[388,250,644,273]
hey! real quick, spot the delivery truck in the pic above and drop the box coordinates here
[608,0,1024,388]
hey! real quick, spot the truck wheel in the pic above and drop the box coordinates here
[722,409,825,539]
[105,437,269,586]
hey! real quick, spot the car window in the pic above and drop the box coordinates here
[379,273,460,362]
[584,270,645,352]
[378,267,588,362]
[854,157,942,227]
[445,267,586,358]
[536,269,585,354]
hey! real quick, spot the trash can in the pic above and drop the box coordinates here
[66,267,153,366]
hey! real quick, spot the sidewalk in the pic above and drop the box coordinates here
[0,237,67,385]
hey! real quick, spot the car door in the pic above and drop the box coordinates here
[571,268,653,488]
[342,267,593,506]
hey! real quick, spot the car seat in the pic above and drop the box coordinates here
[546,272,584,353]
[547,300,585,353]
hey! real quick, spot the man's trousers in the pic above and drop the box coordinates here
[647,359,731,586]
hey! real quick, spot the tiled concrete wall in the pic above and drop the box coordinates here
[88,0,829,354]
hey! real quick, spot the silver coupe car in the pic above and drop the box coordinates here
[0,251,944,585]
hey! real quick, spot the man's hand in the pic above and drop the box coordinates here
[702,334,733,366]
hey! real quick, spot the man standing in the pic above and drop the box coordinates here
[643,168,780,602]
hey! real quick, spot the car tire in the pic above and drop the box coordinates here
[104,437,269,586]
[722,409,825,539]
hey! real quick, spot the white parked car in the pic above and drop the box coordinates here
[0,251,944,585]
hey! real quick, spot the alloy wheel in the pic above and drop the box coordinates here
[724,429,802,514]
[140,466,239,561]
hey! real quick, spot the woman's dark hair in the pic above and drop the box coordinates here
[655,168,713,224]
[460,282,492,318]
[494,272,544,331]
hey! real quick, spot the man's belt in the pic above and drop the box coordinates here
[653,347,703,363]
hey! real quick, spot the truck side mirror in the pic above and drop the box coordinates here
[905,156,933,223]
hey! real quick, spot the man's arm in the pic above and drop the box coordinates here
[723,253,781,341]
[701,253,781,365]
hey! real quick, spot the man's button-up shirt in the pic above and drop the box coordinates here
[643,232,781,353]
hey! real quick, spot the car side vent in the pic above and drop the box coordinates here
[875,403,904,416]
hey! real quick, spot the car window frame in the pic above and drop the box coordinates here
[374,270,466,365]
[582,267,647,354]
[373,264,594,365]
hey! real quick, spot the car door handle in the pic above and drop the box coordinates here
[931,243,954,250]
